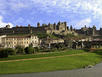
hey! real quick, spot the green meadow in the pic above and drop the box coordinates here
[0,49,102,74]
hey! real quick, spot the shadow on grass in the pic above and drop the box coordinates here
[92,49,102,55]
[83,48,102,55]
[83,48,90,52]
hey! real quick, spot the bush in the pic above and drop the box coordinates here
[34,47,39,52]
[24,46,34,54]
[15,45,25,54]
[5,48,16,55]
[0,49,8,58]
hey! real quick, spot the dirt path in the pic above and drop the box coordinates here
[0,53,88,63]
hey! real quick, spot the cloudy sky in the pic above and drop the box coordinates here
[0,0,102,29]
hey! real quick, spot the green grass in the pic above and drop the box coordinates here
[0,49,102,74]
[0,53,102,74]
[0,49,85,61]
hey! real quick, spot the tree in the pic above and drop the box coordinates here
[0,49,8,58]
[84,41,91,49]
[5,48,16,55]
[64,40,73,48]
[15,45,25,54]
[24,45,34,54]
[34,47,39,52]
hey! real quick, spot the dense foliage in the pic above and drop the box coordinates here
[15,45,25,54]
[0,49,8,58]
[25,45,34,54]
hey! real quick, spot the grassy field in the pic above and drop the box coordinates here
[0,49,102,74]
[0,49,85,61]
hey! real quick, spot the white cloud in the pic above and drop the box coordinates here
[79,0,102,18]
[0,16,13,28]
[1,0,102,28]
[9,1,30,11]
[1,0,102,17]
[75,18,92,28]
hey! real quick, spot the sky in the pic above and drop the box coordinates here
[0,0,102,29]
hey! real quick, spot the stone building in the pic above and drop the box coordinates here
[37,21,76,35]
[0,21,76,35]
[1,35,41,48]
[75,25,102,36]
[0,35,6,47]
[1,22,102,37]
[0,25,46,35]
[41,37,64,48]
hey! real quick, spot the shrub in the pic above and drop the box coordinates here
[24,46,34,54]
[0,49,8,58]
[34,47,39,52]
[5,48,16,55]
[15,45,25,54]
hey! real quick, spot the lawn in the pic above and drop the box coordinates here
[0,49,85,61]
[0,50,102,74]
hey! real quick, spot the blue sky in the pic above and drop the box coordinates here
[0,0,102,29]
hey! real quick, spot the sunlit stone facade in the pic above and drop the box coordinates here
[1,35,41,48]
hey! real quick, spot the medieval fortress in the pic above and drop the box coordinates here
[0,21,102,48]
[0,21,75,35]
[0,21,102,36]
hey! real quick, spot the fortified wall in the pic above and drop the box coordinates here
[0,21,76,35]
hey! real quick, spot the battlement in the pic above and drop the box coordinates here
[0,21,102,36]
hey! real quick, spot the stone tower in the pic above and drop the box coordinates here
[37,22,40,27]
[58,21,61,25]
[28,24,31,27]
[92,25,96,36]
[64,22,67,30]
[53,23,56,30]
[70,25,73,31]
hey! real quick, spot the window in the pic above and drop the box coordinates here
[27,41,29,44]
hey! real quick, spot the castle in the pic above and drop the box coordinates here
[0,21,76,35]
[0,21,102,48]
[75,25,102,36]
[0,21,102,37]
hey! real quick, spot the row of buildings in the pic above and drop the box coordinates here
[0,21,102,48]
[0,35,64,48]
[0,35,41,48]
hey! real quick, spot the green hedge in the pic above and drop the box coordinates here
[0,49,8,58]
